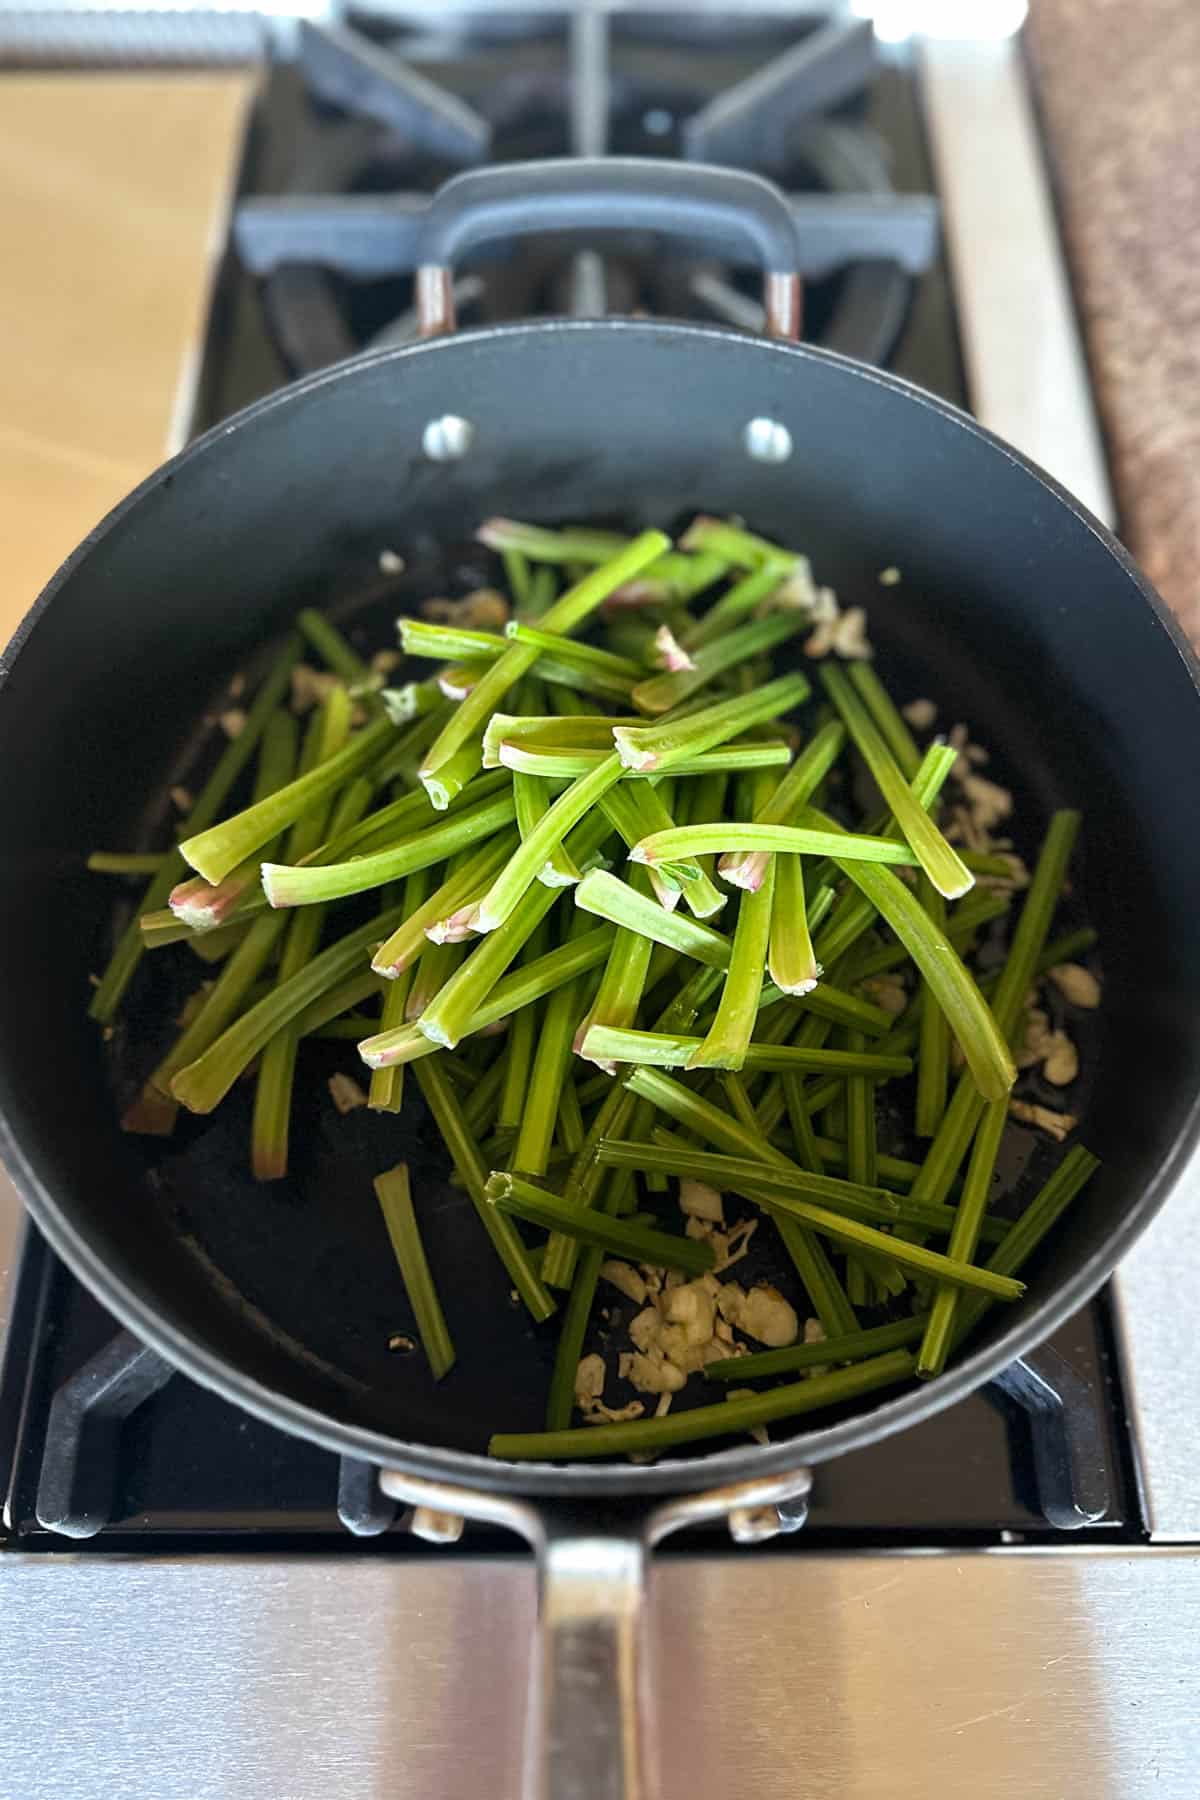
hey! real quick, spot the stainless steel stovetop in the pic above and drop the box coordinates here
[2,8,1199,1798]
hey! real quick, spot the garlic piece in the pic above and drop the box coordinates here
[422,587,509,631]
[1018,1007,1054,1070]
[328,1073,368,1113]
[290,664,344,714]
[1048,962,1102,1009]
[903,697,937,729]
[959,772,1013,835]
[1041,1031,1080,1087]
[730,1284,799,1348]
[620,1350,687,1396]
[768,559,819,613]
[628,1307,663,1353]
[599,1260,648,1306]
[679,1178,724,1224]
[575,1354,606,1405]
[861,972,908,1017]
[663,1280,717,1348]
[832,606,872,660]
[583,1399,645,1425]
[1010,1099,1078,1142]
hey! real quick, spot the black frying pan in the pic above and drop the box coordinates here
[2,161,1199,1796]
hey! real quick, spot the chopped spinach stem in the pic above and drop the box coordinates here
[375,1163,456,1380]
[92,519,1098,1450]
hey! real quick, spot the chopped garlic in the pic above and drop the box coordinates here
[1048,963,1102,1009]
[860,972,908,1017]
[1041,1031,1080,1087]
[422,588,509,631]
[768,559,819,613]
[714,1217,758,1271]
[328,1073,368,1113]
[878,566,902,586]
[903,697,937,729]
[219,707,247,740]
[619,1349,687,1395]
[584,1400,646,1425]
[810,584,839,625]
[378,548,404,575]
[960,773,1013,834]
[290,664,344,714]
[577,1352,645,1424]
[684,1213,757,1271]
[1018,1007,1054,1069]
[575,1353,606,1404]
[679,1178,724,1224]
[170,785,194,813]
[979,851,1029,894]
[599,1260,648,1306]
[802,587,841,658]
[729,1284,799,1348]
[1018,1010,1079,1085]
[629,1307,663,1354]
[1010,1099,1078,1142]
[832,606,872,660]
[663,1280,717,1348]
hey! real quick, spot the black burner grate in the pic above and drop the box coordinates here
[234,12,938,373]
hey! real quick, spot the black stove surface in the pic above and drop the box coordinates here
[2,1221,1136,1548]
[0,9,1140,1552]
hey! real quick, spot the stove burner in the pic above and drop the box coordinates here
[20,1315,1115,1540]
[235,13,938,376]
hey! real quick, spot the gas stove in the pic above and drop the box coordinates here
[2,10,1198,1799]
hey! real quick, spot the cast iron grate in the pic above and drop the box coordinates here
[234,11,939,374]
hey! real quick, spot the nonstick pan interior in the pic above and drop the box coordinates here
[1,323,1197,1495]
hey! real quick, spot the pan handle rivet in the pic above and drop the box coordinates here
[422,414,475,462]
[743,417,793,464]
[409,1505,465,1545]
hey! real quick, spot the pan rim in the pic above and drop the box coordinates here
[5,317,1200,1503]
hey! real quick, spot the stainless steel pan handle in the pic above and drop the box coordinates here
[379,1465,813,1800]
[413,156,803,342]
[532,1531,649,1800]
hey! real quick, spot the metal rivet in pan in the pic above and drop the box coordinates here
[743,417,793,464]
[728,1504,788,1545]
[422,414,475,461]
[409,1506,465,1546]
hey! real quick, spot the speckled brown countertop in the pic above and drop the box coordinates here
[1026,0,1200,642]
